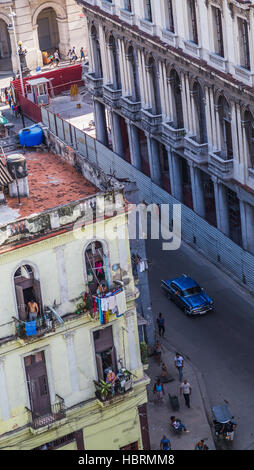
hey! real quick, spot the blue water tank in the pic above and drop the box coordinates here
[19,124,43,147]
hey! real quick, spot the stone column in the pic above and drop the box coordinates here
[189,163,206,218]
[8,28,18,73]
[213,178,230,236]
[32,24,43,68]
[167,148,183,202]
[127,123,142,170]
[54,245,68,313]
[147,135,162,186]
[94,100,108,146]
[240,201,254,254]
[214,105,222,150]
[63,332,80,393]
[0,357,10,421]
[56,18,70,59]
[111,112,124,157]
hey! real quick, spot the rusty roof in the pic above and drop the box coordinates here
[0,151,98,223]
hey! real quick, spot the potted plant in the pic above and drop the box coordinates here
[140,341,148,365]
[98,380,112,401]
[94,380,112,401]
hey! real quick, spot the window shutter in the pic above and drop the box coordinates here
[33,279,43,315]
[15,284,27,321]
[96,353,104,380]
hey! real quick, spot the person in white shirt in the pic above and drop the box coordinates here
[180,379,192,408]
[174,353,184,381]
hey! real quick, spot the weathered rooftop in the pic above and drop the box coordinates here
[0,151,98,224]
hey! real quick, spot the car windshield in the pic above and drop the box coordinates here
[182,286,202,296]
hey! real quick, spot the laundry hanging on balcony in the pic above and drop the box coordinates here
[94,288,126,324]
[25,320,37,336]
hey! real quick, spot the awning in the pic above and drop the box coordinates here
[0,159,13,186]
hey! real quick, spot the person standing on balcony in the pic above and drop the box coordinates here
[27,298,39,321]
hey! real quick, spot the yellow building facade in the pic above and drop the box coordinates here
[0,153,149,450]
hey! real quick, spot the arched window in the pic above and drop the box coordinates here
[14,264,43,321]
[127,45,140,102]
[90,25,103,79]
[147,57,161,115]
[218,96,233,159]
[85,241,109,294]
[170,69,184,129]
[108,35,121,90]
[192,82,207,144]
[243,110,254,168]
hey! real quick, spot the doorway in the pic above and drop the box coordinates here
[37,8,60,53]
[25,351,51,420]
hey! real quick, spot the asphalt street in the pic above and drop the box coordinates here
[146,236,254,450]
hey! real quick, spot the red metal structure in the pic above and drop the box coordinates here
[11,64,84,123]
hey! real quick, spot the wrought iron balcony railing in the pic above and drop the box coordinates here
[25,395,66,430]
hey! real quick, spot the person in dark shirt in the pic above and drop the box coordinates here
[156,312,165,338]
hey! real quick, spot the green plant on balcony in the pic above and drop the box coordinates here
[94,380,112,401]
[76,301,86,315]
[140,341,148,365]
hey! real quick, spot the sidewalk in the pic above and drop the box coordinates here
[146,337,215,450]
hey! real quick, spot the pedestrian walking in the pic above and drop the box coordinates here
[68,49,73,64]
[160,435,171,450]
[161,362,169,383]
[180,379,191,408]
[156,312,165,337]
[54,50,60,67]
[80,47,85,61]
[174,352,184,381]
[153,379,164,402]
[154,340,164,365]
[72,46,77,64]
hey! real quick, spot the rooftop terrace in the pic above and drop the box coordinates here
[0,151,98,225]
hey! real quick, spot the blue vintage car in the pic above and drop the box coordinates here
[161,275,214,316]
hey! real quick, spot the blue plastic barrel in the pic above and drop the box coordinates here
[19,124,43,147]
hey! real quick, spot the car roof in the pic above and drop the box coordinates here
[169,276,199,290]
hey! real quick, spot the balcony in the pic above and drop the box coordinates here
[26,395,66,432]
[183,40,202,59]
[139,18,156,35]
[103,84,122,108]
[208,151,234,181]
[120,96,141,121]
[161,121,185,149]
[208,52,228,73]
[100,0,115,15]
[141,108,162,135]
[161,29,178,48]
[234,65,254,87]
[184,136,208,164]
[94,368,133,406]
[13,307,62,341]
[83,71,103,97]
[119,8,135,26]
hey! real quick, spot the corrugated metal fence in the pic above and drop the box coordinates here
[41,107,254,292]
